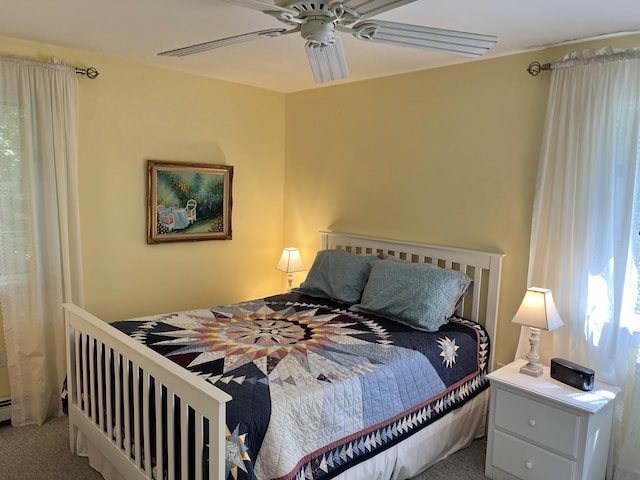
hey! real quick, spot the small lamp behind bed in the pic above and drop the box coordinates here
[277,248,306,291]
[512,287,564,377]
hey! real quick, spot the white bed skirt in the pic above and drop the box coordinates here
[78,389,488,480]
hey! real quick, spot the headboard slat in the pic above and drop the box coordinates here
[320,231,504,371]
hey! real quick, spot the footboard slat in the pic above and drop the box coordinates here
[114,352,122,453]
[96,343,105,432]
[105,347,114,441]
[133,364,142,468]
[123,359,132,459]
[73,329,82,408]
[195,413,203,480]
[180,402,189,479]
[143,371,152,474]
[167,392,176,480]
[64,303,232,480]
[87,338,93,423]
[154,381,164,480]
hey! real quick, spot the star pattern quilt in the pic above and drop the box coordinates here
[112,292,490,480]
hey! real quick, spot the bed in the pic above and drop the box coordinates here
[63,231,504,480]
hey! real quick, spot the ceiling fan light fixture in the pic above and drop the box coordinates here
[352,20,498,57]
[301,17,336,44]
[305,37,348,83]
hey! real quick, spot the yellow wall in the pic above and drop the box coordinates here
[0,36,287,398]
[74,56,287,320]
[284,35,640,367]
[1,33,639,398]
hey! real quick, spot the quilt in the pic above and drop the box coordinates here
[112,292,490,480]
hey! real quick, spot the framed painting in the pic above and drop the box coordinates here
[147,160,233,244]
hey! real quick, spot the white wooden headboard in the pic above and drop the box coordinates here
[320,231,505,371]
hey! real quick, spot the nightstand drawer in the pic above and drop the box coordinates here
[494,388,580,457]
[492,429,576,479]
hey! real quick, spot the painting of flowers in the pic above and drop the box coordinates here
[147,160,233,243]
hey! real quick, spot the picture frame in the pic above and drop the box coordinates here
[147,160,233,244]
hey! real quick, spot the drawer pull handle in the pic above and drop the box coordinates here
[528,419,536,427]
[525,461,534,470]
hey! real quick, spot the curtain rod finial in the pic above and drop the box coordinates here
[75,66,99,79]
[527,61,551,76]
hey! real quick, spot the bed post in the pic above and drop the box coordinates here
[484,254,504,372]
[64,306,77,453]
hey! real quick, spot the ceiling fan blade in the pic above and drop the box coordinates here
[342,0,420,20]
[305,38,349,83]
[158,29,290,57]
[350,20,498,57]
[224,0,298,15]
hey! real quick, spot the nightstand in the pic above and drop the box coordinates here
[485,359,620,480]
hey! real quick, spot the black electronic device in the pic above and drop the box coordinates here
[550,358,595,391]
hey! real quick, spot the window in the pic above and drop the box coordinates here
[0,102,29,283]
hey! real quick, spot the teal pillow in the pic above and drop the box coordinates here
[292,250,378,304]
[349,260,472,332]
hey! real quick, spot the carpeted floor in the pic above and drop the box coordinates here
[0,416,489,479]
[0,417,103,480]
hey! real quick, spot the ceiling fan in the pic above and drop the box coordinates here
[158,0,498,84]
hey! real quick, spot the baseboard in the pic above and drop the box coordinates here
[0,397,12,423]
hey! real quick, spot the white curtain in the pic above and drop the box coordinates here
[518,47,640,479]
[0,57,84,425]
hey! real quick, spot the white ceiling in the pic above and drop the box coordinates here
[1,0,639,93]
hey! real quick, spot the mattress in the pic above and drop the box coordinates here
[112,292,490,480]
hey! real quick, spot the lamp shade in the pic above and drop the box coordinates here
[276,248,306,274]
[511,287,564,331]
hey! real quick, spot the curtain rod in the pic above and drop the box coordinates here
[527,48,640,76]
[0,55,99,79]
[74,66,99,79]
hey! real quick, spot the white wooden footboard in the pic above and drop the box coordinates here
[64,303,232,480]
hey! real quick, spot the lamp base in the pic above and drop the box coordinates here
[519,362,544,377]
[519,326,543,377]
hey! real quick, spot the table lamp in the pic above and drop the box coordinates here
[511,287,564,376]
[276,248,306,291]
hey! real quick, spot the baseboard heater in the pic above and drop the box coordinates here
[0,397,11,423]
